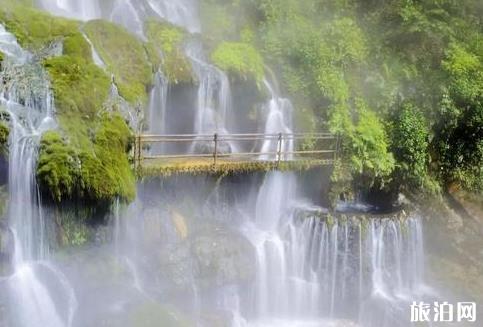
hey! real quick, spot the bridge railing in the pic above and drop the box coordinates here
[133,132,340,169]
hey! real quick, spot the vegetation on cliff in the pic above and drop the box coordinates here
[200,0,483,198]
[84,19,152,103]
[0,2,136,203]
[1,0,481,204]
[145,20,193,84]
[211,41,264,82]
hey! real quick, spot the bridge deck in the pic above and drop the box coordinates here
[134,133,339,177]
[138,157,335,177]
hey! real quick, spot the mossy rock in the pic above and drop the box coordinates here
[37,115,136,203]
[37,131,79,202]
[145,20,194,84]
[0,122,9,155]
[84,20,152,103]
[63,32,92,61]
[44,55,111,120]
[211,41,264,82]
[79,114,136,202]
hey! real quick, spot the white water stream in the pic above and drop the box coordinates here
[0,25,76,327]
[0,2,442,327]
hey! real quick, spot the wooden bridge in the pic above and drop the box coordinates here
[133,132,340,176]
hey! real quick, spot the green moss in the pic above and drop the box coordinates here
[44,55,111,120]
[145,20,193,84]
[63,33,92,61]
[139,158,330,178]
[0,6,140,203]
[0,122,9,155]
[211,41,264,82]
[84,20,152,103]
[40,35,138,203]
[79,114,135,202]
[37,115,135,203]
[37,131,79,202]
[0,2,80,51]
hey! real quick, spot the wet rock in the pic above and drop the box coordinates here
[155,225,255,292]
[0,221,13,276]
[0,185,8,221]
[127,302,192,327]
[191,228,255,288]
[157,243,194,291]
[193,140,232,155]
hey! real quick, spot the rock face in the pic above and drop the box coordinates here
[191,228,255,288]
[0,221,13,276]
[156,226,255,292]
[424,194,483,306]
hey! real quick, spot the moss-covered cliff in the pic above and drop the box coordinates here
[144,20,193,84]
[0,2,136,203]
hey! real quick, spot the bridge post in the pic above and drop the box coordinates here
[277,133,283,165]
[213,133,218,166]
[137,134,142,169]
[133,135,136,170]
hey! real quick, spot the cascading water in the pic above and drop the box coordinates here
[244,206,430,326]
[38,0,200,37]
[11,2,450,327]
[185,40,239,154]
[81,31,106,69]
[38,0,101,21]
[259,79,294,160]
[0,25,76,327]
[147,71,168,154]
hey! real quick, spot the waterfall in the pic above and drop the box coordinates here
[259,79,295,160]
[38,0,101,21]
[16,2,447,327]
[38,0,200,36]
[185,40,239,154]
[245,184,430,326]
[0,25,77,327]
[81,31,106,69]
[147,71,168,154]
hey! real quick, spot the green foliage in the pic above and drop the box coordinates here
[437,42,483,192]
[443,43,483,103]
[211,42,264,82]
[391,103,432,191]
[349,99,395,181]
[84,20,152,103]
[204,0,481,196]
[144,20,193,84]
